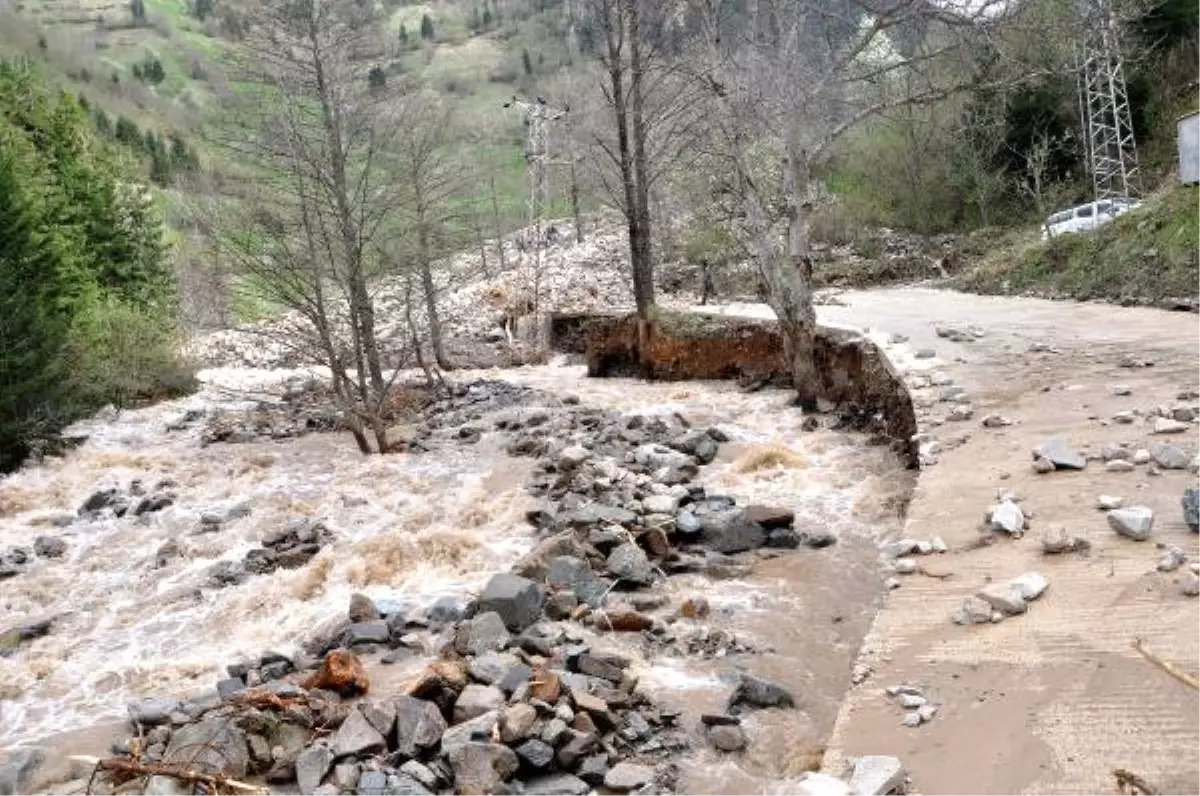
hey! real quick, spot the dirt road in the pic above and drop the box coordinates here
[708,288,1199,794]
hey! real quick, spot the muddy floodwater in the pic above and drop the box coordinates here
[1,357,911,793]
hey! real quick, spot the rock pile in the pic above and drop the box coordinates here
[208,519,335,589]
[952,572,1049,625]
[87,391,828,795]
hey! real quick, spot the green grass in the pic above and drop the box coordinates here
[958,184,1199,305]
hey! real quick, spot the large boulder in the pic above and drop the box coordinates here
[332,708,387,758]
[393,696,447,759]
[446,742,518,794]
[477,574,545,632]
[699,508,766,553]
[606,543,655,587]
[453,685,507,724]
[454,612,511,656]
[0,747,44,796]
[547,556,612,607]
[727,673,794,713]
[163,718,250,779]
[295,745,335,794]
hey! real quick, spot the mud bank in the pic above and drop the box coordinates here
[554,312,918,470]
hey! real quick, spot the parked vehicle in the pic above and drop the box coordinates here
[1041,197,1142,240]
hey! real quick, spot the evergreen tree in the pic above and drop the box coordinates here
[193,0,214,21]
[420,13,435,40]
[114,115,141,149]
[522,48,533,75]
[398,22,408,47]
[93,107,112,137]
[130,0,146,25]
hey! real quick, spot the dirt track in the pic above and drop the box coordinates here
[708,288,1199,794]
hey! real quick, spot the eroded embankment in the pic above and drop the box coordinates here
[558,312,918,471]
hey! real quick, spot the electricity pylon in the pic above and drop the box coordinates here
[1076,0,1141,201]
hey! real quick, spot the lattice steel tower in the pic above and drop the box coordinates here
[1076,0,1141,200]
[503,95,568,249]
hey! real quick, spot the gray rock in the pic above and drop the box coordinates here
[1157,546,1188,572]
[441,711,500,760]
[424,595,465,628]
[348,593,380,623]
[359,698,396,737]
[604,761,655,792]
[727,673,794,712]
[1152,417,1189,434]
[333,708,387,758]
[1108,506,1155,541]
[1097,495,1124,510]
[296,746,335,795]
[33,536,66,559]
[129,697,182,727]
[393,695,447,758]
[896,693,926,709]
[1152,444,1191,470]
[356,770,387,795]
[1183,573,1200,597]
[989,500,1025,534]
[699,508,766,553]
[454,611,511,656]
[384,773,432,796]
[524,773,591,795]
[1111,384,1133,395]
[577,754,610,785]
[468,651,521,686]
[345,620,391,646]
[606,542,655,586]
[332,762,361,791]
[454,684,507,724]
[1010,572,1049,601]
[499,703,538,744]
[0,747,44,796]
[555,730,598,768]
[163,718,250,779]
[642,493,680,515]
[398,761,440,791]
[1105,460,1135,472]
[216,677,245,701]
[708,724,747,752]
[559,445,592,469]
[952,596,994,625]
[547,556,612,607]
[1184,488,1199,532]
[976,583,1027,616]
[1034,439,1086,470]
[901,711,922,727]
[675,510,701,535]
[917,704,938,723]
[79,487,120,514]
[848,755,906,795]
[515,738,555,769]
[478,573,545,633]
[540,717,571,747]
[914,348,936,359]
[446,743,518,794]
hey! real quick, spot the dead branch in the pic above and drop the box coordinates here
[917,565,955,580]
[1114,768,1160,795]
[72,756,267,795]
[1132,638,1200,691]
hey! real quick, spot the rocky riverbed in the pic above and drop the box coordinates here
[0,350,913,794]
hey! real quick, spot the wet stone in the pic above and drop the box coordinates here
[477,573,545,633]
[524,773,591,795]
[515,738,555,770]
[727,673,794,713]
[604,762,655,792]
[708,723,747,752]
[577,754,610,785]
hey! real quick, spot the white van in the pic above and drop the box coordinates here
[1041,197,1142,240]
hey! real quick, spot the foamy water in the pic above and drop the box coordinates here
[0,357,906,752]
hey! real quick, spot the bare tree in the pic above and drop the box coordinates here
[394,92,463,370]
[211,0,418,454]
[586,0,706,323]
[693,0,1007,408]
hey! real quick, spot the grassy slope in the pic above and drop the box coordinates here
[957,184,1199,306]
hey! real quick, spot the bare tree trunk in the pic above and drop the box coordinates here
[570,156,584,244]
[627,0,655,318]
[419,254,447,369]
[473,209,490,278]
[489,176,508,271]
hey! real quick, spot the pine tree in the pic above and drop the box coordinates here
[420,13,435,40]
[398,22,408,47]
[522,48,533,75]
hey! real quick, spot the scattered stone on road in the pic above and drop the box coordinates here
[1152,417,1190,434]
[1033,439,1087,470]
[1108,506,1155,541]
[1096,495,1124,510]
[1157,546,1188,572]
[847,755,907,796]
[989,500,1025,535]
[1152,443,1191,470]
[976,583,1027,616]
